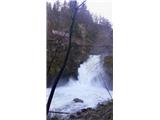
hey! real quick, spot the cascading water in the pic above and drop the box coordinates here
[47,55,112,114]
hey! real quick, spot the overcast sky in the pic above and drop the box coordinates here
[47,0,112,23]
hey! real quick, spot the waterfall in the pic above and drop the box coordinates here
[47,55,112,114]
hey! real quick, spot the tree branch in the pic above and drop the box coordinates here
[49,111,70,114]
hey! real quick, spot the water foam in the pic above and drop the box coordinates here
[47,55,112,113]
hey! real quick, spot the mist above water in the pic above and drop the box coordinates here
[47,55,112,113]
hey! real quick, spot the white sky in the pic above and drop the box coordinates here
[47,0,112,22]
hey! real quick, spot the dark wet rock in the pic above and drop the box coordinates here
[76,112,81,116]
[70,115,76,119]
[81,109,87,112]
[48,100,113,120]
[73,98,84,103]
[68,100,113,120]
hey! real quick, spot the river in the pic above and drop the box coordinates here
[46,55,112,116]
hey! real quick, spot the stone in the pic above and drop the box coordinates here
[73,98,84,103]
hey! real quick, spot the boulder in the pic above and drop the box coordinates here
[73,98,84,103]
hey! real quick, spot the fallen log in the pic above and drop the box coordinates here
[49,111,70,114]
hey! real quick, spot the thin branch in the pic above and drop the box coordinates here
[49,111,70,114]
[99,72,112,99]
[77,0,87,8]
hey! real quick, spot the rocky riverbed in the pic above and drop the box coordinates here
[48,100,113,120]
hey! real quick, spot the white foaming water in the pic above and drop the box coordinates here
[47,55,112,114]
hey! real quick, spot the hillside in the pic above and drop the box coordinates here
[47,0,113,88]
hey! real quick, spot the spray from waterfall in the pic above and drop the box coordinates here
[47,55,112,113]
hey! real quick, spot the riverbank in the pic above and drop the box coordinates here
[48,100,113,120]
